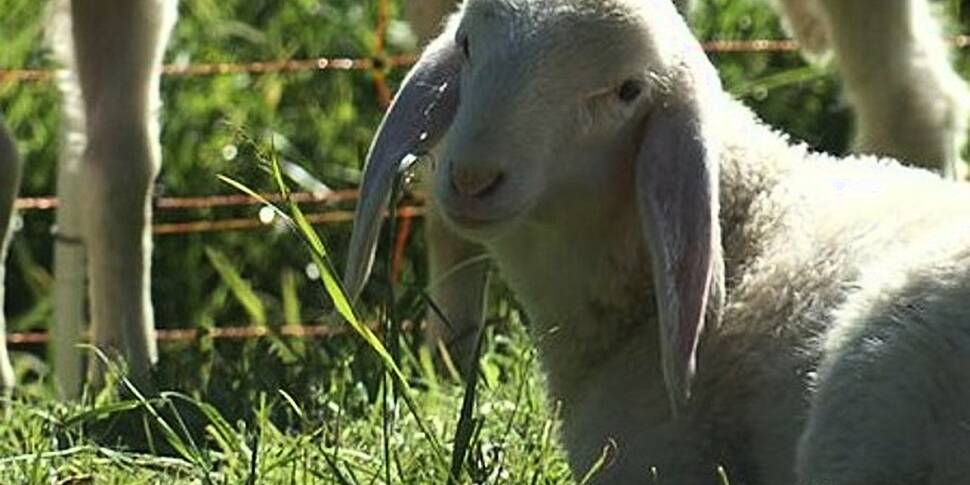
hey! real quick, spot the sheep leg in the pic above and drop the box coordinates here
[47,0,89,399]
[51,30,88,398]
[0,120,23,390]
[53,148,85,399]
[813,0,969,178]
[70,0,176,389]
[773,0,829,55]
[425,203,489,377]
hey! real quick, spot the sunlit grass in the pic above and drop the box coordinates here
[0,324,572,483]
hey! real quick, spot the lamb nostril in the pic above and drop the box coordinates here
[451,166,505,198]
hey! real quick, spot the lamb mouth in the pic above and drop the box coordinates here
[442,203,525,233]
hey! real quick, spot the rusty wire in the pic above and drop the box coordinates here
[152,206,425,235]
[702,39,797,53]
[13,189,425,212]
[0,55,419,85]
[15,190,426,235]
[7,320,417,344]
[6,35,970,86]
[368,0,395,112]
[15,189,362,212]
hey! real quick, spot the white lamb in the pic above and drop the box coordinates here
[0,0,177,396]
[346,0,970,482]
[402,0,970,376]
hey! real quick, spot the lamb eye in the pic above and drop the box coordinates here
[617,80,643,103]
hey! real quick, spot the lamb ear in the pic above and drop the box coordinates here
[636,75,725,416]
[344,28,462,300]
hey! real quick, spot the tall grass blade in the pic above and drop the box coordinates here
[448,329,486,484]
[205,247,267,326]
[219,164,448,467]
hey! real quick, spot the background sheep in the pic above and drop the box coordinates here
[346,0,970,481]
[0,120,21,390]
[401,0,970,374]
[772,0,969,178]
[0,0,177,396]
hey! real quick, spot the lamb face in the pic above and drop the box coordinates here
[351,0,726,412]
[433,0,656,242]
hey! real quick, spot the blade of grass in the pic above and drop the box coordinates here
[218,170,448,467]
[448,328,486,484]
[577,439,616,485]
[205,247,266,327]
[163,391,248,460]
[381,180,401,485]
[83,346,214,482]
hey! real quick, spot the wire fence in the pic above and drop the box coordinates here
[5,36,970,85]
[7,320,415,345]
[14,190,427,235]
[4,3,970,346]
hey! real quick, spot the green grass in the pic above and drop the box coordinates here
[1,0,970,482]
[0,324,574,483]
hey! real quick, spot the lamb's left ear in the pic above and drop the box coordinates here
[344,25,463,300]
[636,63,725,416]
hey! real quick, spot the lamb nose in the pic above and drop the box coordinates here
[451,165,504,198]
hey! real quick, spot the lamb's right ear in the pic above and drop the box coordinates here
[344,25,463,300]
[635,61,725,418]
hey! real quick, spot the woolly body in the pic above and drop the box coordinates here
[490,85,970,484]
